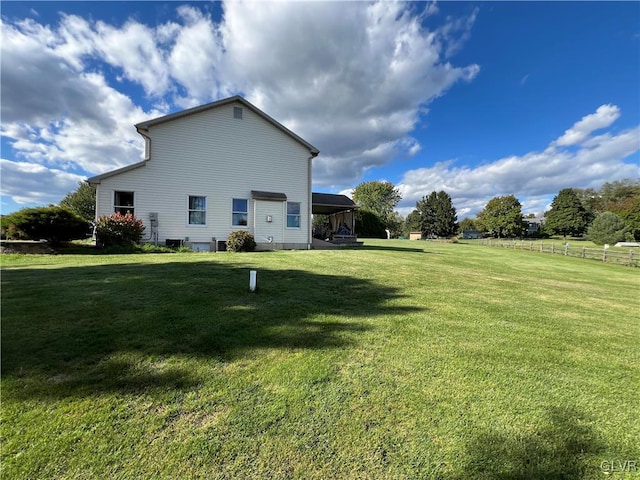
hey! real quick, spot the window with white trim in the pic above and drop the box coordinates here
[287,202,301,228]
[188,196,206,225]
[114,191,134,215]
[232,198,248,226]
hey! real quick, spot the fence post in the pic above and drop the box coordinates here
[551,244,555,255]
[530,242,533,251]
[564,244,569,256]
[629,251,634,267]
[540,242,543,253]
[602,249,607,263]
[582,247,586,259]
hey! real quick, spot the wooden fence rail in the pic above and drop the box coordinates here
[476,240,639,267]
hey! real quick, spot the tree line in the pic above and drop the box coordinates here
[331,179,639,245]
[3,178,639,247]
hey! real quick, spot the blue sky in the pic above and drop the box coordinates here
[1,1,638,218]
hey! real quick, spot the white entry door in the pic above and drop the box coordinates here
[253,200,284,244]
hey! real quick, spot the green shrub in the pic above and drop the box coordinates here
[1,206,89,245]
[312,214,332,240]
[138,243,192,253]
[140,243,176,253]
[587,212,629,245]
[355,209,386,238]
[95,213,144,247]
[226,231,257,252]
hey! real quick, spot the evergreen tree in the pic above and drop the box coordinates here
[545,188,588,238]
[415,192,437,238]
[404,210,423,236]
[415,191,457,238]
[59,181,96,223]
[432,190,457,237]
[571,187,599,224]
[609,196,640,241]
[587,212,629,245]
[477,195,523,238]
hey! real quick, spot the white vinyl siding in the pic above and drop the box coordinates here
[94,101,311,247]
[254,200,284,243]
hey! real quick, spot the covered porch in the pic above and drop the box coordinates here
[312,193,361,247]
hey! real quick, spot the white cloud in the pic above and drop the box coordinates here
[168,6,226,106]
[219,1,479,186]
[439,7,478,58]
[4,3,636,220]
[1,1,481,210]
[0,159,85,205]
[94,19,170,97]
[0,16,168,180]
[398,107,640,218]
[555,104,621,147]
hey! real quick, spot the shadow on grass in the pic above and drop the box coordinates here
[456,406,605,480]
[358,244,430,253]
[2,260,420,398]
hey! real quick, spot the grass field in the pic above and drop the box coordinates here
[1,240,638,479]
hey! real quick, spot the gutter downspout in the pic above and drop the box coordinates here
[136,127,152,161]
[135,127,158,244]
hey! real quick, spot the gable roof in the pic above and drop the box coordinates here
[136,95,319,156]
[88,95,319,184]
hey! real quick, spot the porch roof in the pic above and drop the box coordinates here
[312,193,358,215]
[252,190,287,201]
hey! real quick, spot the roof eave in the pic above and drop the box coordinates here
[87,160,147,184]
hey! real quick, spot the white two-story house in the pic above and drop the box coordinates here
[88,96,320,251]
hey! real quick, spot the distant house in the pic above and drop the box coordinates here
[89,96,323,251]
[462,230,481,239]
[523,215,545,235]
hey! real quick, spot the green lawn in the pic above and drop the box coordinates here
[2,240,639,479]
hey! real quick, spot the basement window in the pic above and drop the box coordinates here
[233,107,243,119]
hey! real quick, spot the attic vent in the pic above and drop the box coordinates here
[233,107,243,119]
